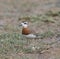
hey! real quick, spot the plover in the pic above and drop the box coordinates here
[19,22,40,39]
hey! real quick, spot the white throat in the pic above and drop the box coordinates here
[23,25,28,28]
[21,22,28,28]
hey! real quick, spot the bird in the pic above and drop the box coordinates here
[19,21,40,39]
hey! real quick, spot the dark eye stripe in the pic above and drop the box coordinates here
[24,22,27,24]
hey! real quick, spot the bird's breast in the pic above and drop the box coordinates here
[22,28,31,35]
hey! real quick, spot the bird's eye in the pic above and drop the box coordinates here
[22,22,28,24]
[24,23,27,24]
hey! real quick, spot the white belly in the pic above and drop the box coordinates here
[23,34,36,38]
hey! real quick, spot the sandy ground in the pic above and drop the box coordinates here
[0,0,60,59]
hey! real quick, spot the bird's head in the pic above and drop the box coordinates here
[19,22,28,28]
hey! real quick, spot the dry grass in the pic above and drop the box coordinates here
[0,10,60,59]
[0,0,60,58]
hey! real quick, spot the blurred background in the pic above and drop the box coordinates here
[0,0,60,59]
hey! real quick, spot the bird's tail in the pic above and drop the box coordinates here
[35,33,42,39]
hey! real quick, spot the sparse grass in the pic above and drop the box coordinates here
[40,31,54,39]
[0,13,57,56]
[40,15,55,23]
[0,33,26,54]
[0,32,53,55]
[0,10,60,58]
[18,13,56,23]
[0,13,57,55]
[0,0,60,58]
[45,11,60,17]
[18,16,40,22]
